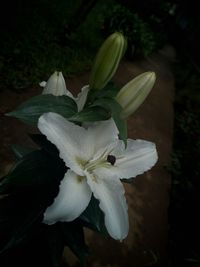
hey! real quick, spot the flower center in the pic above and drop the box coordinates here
[84,157,109,172]
[79,154,115,173]
[76,150,116,176]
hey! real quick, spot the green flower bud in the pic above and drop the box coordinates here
[116,72,156,119]
[89,32,127,90]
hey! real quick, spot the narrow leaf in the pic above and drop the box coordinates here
[92,98,127,144]
[6,95,77,125]
[45,225,65,267]
[0,224,64,267]
[0,150,66,193]
[11,144,35,159]
[29,134,59,158]
[60,222,89,262]
[70,106,109,122]
[0,150,66,253]
[87,82,120,104]
[79,196,108,235]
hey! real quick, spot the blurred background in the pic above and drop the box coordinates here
[0,0,200,266]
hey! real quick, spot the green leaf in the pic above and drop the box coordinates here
[87,82,120,104]
[0,150,66,194]
[0,224,65,267]
[79,196,108,235]
[92,98,127,144]
[0,150,66,253]
[0,194,44,253]
[70,106,109,122]
[29,134,59,158]
[60,222,89,263]
[6,94,77,125]
[45,225,65,267]
[112,111,127,146]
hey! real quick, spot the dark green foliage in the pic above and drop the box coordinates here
[85,82,127,144]
[6,94,78,125]
[0,150,65,194]
[11,144,35,159]
[169,59,200,266]
[80,196,108,235]
[0,0,115,91]
[29,134,60,157]
[0,148,66,257]
[87,82,120,101]
[103,4,166,57]
[0,0,92,90]
[7,82,127,144]
[70,106,110,122]
[60,221,89,262]
[92,97,127,144]
[0,224,64,267]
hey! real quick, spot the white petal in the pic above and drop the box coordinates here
[39,81,47,87]
[96,139,158,179]
[42,71,73,97]
[115,139,158,178]
[88,118,119,154]
[38,112,95,175]
[76,85,89,111]
[86,173,129,240]
[43,170,92,224]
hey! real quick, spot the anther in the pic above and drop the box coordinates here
[107,155,116,165]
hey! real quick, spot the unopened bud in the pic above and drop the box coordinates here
[89,32,127,90]
[41,71,73,97]
[116,72,156,118]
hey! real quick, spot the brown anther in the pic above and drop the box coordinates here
[107,155,116,165]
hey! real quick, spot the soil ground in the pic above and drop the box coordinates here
[0,46,175,267]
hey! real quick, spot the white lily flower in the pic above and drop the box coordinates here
[38,112,158,240]
[40,71,89,111]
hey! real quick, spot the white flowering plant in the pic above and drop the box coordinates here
[0,33,158,266]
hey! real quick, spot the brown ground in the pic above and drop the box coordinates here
[0,46,175,267]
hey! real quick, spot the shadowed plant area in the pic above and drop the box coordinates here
[161,1,200,265]
[169,58,200,266]
[0,0,115,90]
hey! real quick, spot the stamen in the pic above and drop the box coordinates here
[77,175,85,183]
[107,155,116,165]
